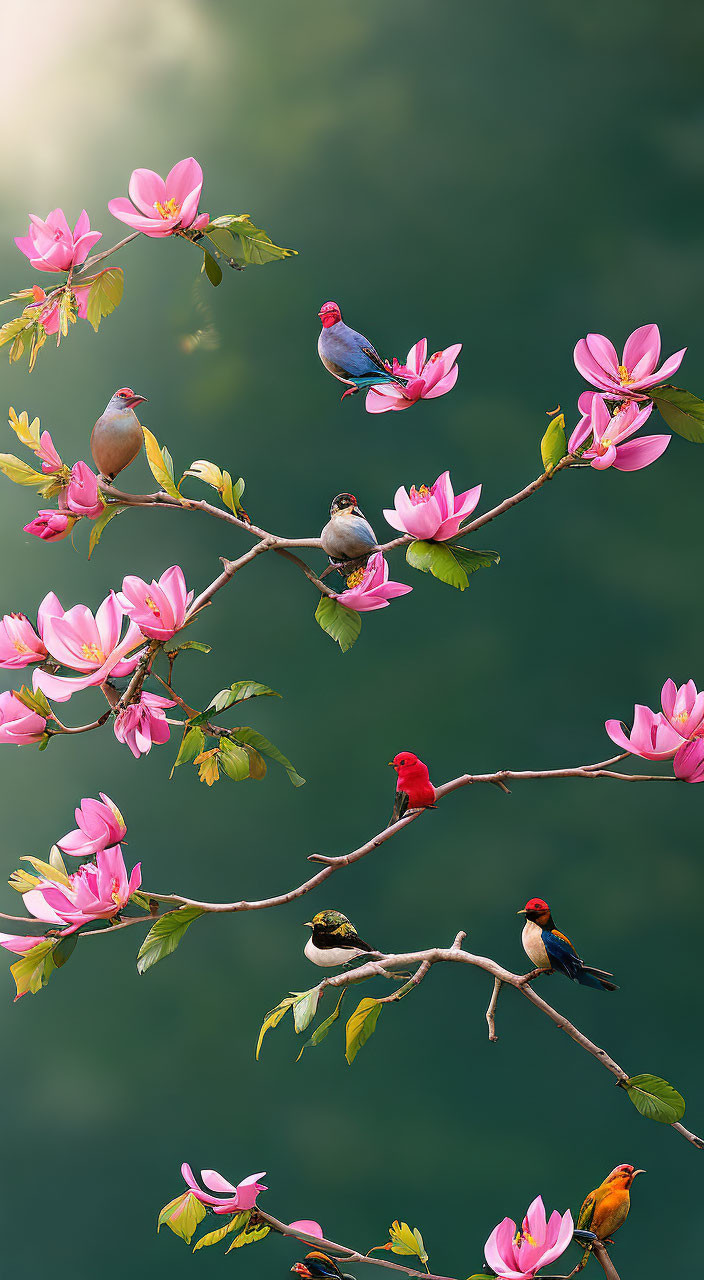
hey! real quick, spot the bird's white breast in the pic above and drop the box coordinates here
[304,938,361,968]
[521,920,550,969]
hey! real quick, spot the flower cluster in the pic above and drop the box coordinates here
[484,1195,574,1279]
[607,678,704,783]
[159,1163,323,1251]
[0,566,190,756]
[365,339,461,413]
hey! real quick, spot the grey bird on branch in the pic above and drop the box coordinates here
[90,387,147,481]
[320,493,377,569]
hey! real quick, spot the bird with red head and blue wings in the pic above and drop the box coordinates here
[517,897,619,991]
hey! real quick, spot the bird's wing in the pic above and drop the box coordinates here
[577,1189,597,1232]
[360,343,390,374]
[328,920,373,953]
[542,929,582,979]
[306,1252,345,1280]
[389,788,409,826]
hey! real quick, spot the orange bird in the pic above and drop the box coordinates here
[576,1164,645,1264]
[388,751,436,825]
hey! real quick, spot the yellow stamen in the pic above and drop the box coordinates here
[13,639,30,654]
[410,484,431,501]
[81,643,105,664]
[617,364,634,385]
[144,594,161,616]
[673,710,689,726]
[346,567,365,588]
[154,197,181,219]
[111,877,121,905]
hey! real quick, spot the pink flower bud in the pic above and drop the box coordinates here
[24,510,75,543]
[66,461,103,519]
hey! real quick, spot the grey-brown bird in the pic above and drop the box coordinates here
[320,493,377,566]
[90,387,147,481]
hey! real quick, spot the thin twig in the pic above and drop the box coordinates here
[486,976,502,1042]
[258,1211,456,1280]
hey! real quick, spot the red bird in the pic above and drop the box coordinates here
[388,751,436,825]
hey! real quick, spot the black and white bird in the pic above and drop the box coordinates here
[320,493,377,568]
[303,910,375,968]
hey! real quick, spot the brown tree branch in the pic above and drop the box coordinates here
[258,1211,456,1280]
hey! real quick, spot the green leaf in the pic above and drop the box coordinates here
[158,1191,207,1243]
[15,685,52,718]
[209,215,297,266]
[170,640,211,654]
[225,1220,270,1251]
[7,407,41,449]
[136,908,204,976]
[203,251,223,287]
[10,940,57,999]
[345,997,383,1065]
[315,595,362,652]
[230,726,305,787]
[208,681,281,713]
[405,540,498,590]
[0,453,48,487]
[219,739,252,781]
[540,412,568,470]
[194,1212,250,1251]
[296,990,347,1061]
[141,426,185,502]
[623,1074,686,1124]
[649,384,704,443]
[85,268,124,332]
[222,472,246,514]
[256,996,297,1059]
[88,503,125,559]
[293,986,321,1033]
[52,931,79,969]
[170,726,205,778]
[388,1222,428,1263]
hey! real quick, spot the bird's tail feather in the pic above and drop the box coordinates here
[580,964,619,991]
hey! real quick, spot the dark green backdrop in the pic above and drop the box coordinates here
[1,2,702,1274]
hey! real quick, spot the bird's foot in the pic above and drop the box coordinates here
[518,968,548,986]
[340,386,359,400]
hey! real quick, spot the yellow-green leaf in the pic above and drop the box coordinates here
[193,1212,250,1251]
[0,453,47,487]
[296,990,346,1061]
[20,855,70,888]
[345,997,383,1065]
[136,907,204,976]
[225,1221,270,1251]
[540,413,568,471]
[256,996,297,1059]
[8,407,41,449]
[85,268,124,332]
[88,503,126,559]
[142,426,185,502]
[10,940,57,999]
[157,1191,207,1243]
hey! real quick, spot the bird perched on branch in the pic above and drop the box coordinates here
[90,387,147,481]
[517,898,618,991]
[303,910,375,968]
[320,493,377,568]
[576,1165,645,1265]
[388,751,436,826]
[317,301,408,400]
[292,1253,354,1280]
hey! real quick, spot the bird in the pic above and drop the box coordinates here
[517,898,619,991]
[576,1165,645,1264]
[90,387,147,481]
[292,1253,355,1280]
[388,752,436,826]
[303,909,375,968]
[317,301,408,400]
[320,493,378,567]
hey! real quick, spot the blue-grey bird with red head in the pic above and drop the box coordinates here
[518,897,619,990]
[317,301,407,400]
[90,387,147,481]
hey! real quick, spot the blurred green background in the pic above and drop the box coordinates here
[1,0,702,1274]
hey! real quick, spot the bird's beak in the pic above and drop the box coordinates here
[303,922,313,928]
[516,908,527,915]
[388,761,395,767]
[633,1169,646,1177]
[126,393,147,408]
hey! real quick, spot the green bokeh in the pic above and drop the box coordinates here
[1,1,702,1274]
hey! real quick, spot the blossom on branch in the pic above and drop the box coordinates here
[33,593,145,702]
[484,1194,574,1280]
[574,323,686,400]
[335,552,412,613]
[15,209,101,273]
[383,470,482,541]
[569,392,670,471]
[24,509,75,543]
[365,339,461,413]
[58,793,126,858]
[606,677,704,781]
[116,565,193,641]
[21,845,141,931]
[114,691,175,758]
[180,1163,268,1214]
[108,158,209,238]
[0,691,46,744]
[0,613,47,669]
[65,461,104,519]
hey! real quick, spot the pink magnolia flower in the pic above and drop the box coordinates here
[15,209,101,273]
[660,678,704,739]
[674,737,704,784]
[108,158,209,238]
[383,470,482,541]
[0,613,47,669]
[180,1164,267,1215]
[569,392,670,472]
[33,593,145,703]
[574,324,686,400]
[58,793,126,858]
[335,552,412,613]
[485,1195,574,1280]
[0,691,47,745]
[37,431,63,474]
[22,845,141,931]
[24,509,75,543]
[26,282,92,336]
[114,691,175,758]
[606,679,704,761]
[65,461,103,519]
[116,565,193,640]
[366,339,461,413]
